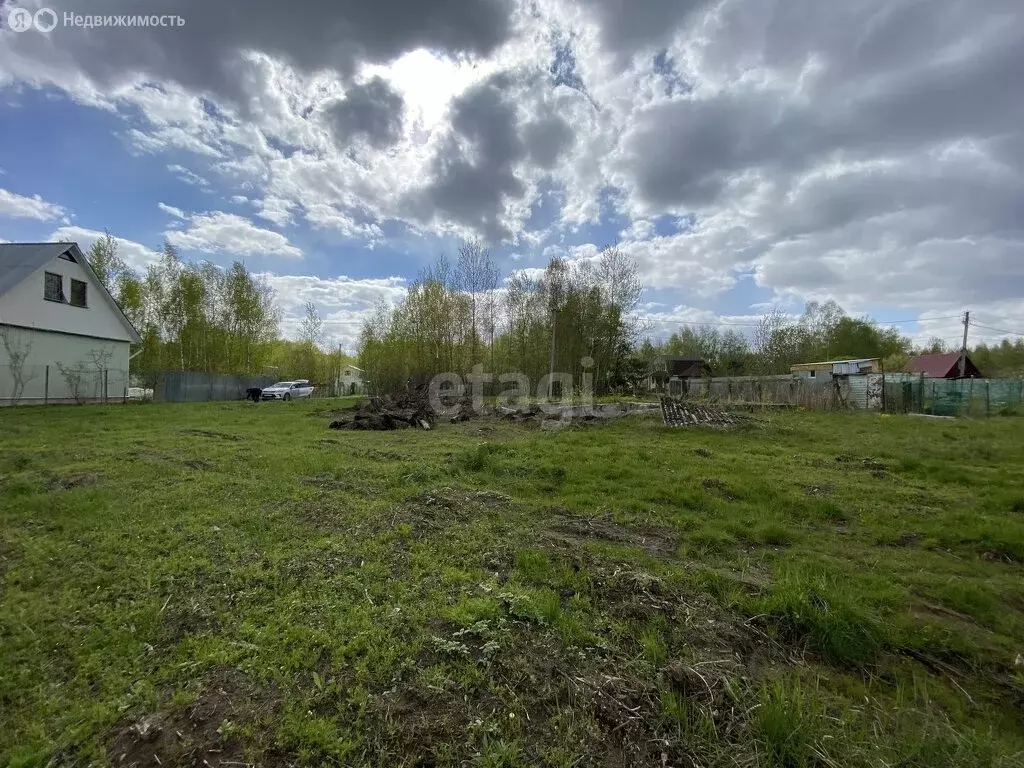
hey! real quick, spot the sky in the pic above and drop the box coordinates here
[1,0,1022,352]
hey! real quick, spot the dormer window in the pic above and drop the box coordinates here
[58,250,76,262]
[44,272,65,302]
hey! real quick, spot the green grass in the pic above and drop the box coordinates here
[2,401,1024,766]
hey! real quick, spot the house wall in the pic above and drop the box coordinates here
[0,256,135,342]
[338,368,365,395]
[0,325,130,404]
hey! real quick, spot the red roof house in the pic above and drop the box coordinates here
[907,352,983,378]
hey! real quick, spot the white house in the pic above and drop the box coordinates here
[337,364,365,395]
[0,242,141,404]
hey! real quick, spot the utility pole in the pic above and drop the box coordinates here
[958,310,970,378]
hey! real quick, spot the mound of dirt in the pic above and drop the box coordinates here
[328,385,439,430]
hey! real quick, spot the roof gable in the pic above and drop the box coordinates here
[0,242,141,343]
[908,352,981,377]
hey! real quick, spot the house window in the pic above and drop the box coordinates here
[58,250,75,262]
[809,370,816,378]
[44,272,65,302]
[70,279,88,308]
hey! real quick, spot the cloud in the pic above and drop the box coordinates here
[0,187,66,221]
[324,76,405,150]
[1,0,512,110]
[254,197,296,227]
[165,211,303,259]
[1,0,1022,328]
[260,272,407,350]
[157,202,187,220]
[167,164,211,187]
[49,225,160,271]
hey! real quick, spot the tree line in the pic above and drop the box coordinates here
[83,231,1024,390]
[359,252,1024,394]
[358,242,644,395]
[86,232,354,385]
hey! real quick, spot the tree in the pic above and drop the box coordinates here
[0,326,37,405]
[87,230,127,290]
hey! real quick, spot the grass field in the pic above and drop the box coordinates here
[2,400,1024,767]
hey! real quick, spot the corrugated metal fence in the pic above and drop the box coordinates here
[154,372,278,403]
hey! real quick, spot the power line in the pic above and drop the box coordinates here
[971,322,1024,337]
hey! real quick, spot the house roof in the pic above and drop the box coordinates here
[908,352,972,377]
[792,358,879,368]
[654,355,703,362]
[0,242,142,343]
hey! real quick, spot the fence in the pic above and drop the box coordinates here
[153,372,279,403]
[883,376,1024,417]
[0,364,130,405]
[674,372,1024,416]
[678,374,850,409]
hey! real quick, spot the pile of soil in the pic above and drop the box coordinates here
[328,386,439,431]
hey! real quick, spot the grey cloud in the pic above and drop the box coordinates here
[404,71,580,242]
[524,115,574,169]
[580,0,710,54]
[611,0,1024,311]
[324,77,405,149]
[5,0,511,105]
[622,0,1024,210]
[404,72,575,242]
[409,74,525,241]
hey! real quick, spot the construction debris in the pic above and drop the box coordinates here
[660,398,746,428]
[328,388,435,431]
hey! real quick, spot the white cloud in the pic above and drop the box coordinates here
[157,202,187,220]
[260,272,407,351]
[167,164,210,187]
[49,226,160,272]
[0,188,66,221]
[254,197,296,227]
[165,211,302,259]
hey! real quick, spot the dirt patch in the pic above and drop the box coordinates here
[701,478,738,501]
[544,514,679,559]
[835,454,887,475]
[107,670,280,768]
[45,471,102,491]
[180,429,242,441]
[694,447,713,458]
[182,459,216,471]
[897,532,923,547]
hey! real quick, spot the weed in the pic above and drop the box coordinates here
[757,572,883,665]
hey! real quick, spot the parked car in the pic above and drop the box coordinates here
[260,380,314,401]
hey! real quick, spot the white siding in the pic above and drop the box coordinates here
[0,326,129,404]
[0,255,134,342]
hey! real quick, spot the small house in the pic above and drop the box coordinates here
[790,358,880,380]
[907,352,982,379]
[648,355,707,395]
[337,364,365,395]
[0,242,140,404]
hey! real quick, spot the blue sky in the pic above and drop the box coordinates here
[2,0,1022,351]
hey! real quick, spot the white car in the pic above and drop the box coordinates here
[261,380,314,401]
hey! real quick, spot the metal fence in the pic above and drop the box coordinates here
[0,364,130,405]
[883,376,1024,417]
[674,372,1024,416]
[153,371,279,403]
